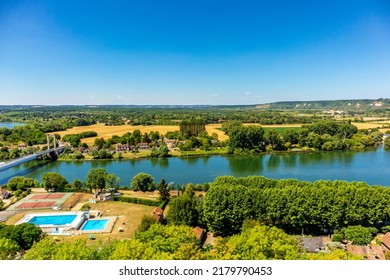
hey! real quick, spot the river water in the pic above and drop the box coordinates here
[0,145,389,186]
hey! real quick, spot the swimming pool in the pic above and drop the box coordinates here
[81,219,109,231]
[28,214,77,226]
[17,212,86,229]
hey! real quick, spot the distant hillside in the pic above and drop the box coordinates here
[257,98,390,110]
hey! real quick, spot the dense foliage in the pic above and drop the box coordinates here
[167,186,199,227]
[41,172,68,192]
[223,120,382,153]
[332,226,376,245]
[179,118,206,137]
[23,223,304,260]
[202,176,390,236]
[131,173,155,192]
[0,223,43,252]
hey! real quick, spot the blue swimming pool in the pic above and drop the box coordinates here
[81,219,109,231]
[28,214,77,226]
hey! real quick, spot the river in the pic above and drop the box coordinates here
[0,145,389,186]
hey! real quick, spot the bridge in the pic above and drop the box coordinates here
[0,134,67,172]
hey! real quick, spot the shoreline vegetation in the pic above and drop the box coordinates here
[2,174,390,260]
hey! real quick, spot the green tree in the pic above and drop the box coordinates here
[131,173,155,192]
[0,223,43,250]
[72,179,83,191]
[342,226,373,245]
[106,173,120,190]
[158,178,170,203]
[85,168,107,194]
[385,137,390,149]
[136,215,157,235]
[167,185,198,227]
[7,176,38,191]
[0,238,20,260]
[41,172,68,192]
[228,125,265,153]
[205,224,300,260]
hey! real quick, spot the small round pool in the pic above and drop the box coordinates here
[81,219,109,231]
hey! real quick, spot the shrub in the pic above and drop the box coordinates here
[381,226,390,233]
[342,226,373,245]
[113,196,160,206]
[331,232,344,243]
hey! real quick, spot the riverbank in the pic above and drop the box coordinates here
[58,144,386,162]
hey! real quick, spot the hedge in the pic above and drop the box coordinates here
[113,196,160,206]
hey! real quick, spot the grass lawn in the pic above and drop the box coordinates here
[61,201,156,244]
[262,126,302,133]
[6,192,157,245]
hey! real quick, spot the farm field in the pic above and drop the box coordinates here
[55,123,306,144]
[55,121,389,147]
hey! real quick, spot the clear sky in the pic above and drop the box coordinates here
[0,0,389,105]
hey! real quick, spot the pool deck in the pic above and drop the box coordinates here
[16,210,117,236]
[71,216,117,235]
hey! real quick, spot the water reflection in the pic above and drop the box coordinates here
[150,158,169,169]
[227,155,263,176]
[1,146,389,186]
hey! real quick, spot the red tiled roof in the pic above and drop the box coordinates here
[152,207,163,216]
[193,226,204,240]
[381,233,390,249]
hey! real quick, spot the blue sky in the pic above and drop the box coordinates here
[0,0,389,105]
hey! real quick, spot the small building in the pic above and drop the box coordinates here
[18,142,28,150]
[138,142,149,150]
[151,207,164,223]
[346,244,385,260]
[381,233,390,252]
[98,193,112,201]
[193,226,205,241]
[0,187,11,199]
[164,139,177,148]
[300,236,323,253]
[114,143,132,152]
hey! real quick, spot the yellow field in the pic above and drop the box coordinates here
[55,121,388,146]
[56,123,180,145]
[55,123,231,144]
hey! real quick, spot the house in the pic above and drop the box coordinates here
[164,139,177,148]
[193,226,205,241]
[98,193,112,201]
[0,187,11,199]
[346,244,385,260]
[18,142,28,150]
[114,143,133,152]
[381,233,390,251]
[138,143,149,150]
[151,207,164,223]
[300,236,323,253]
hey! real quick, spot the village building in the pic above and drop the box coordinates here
[193,226,205,241]
[151,207,164,223]
[300,236,324,253]
[380,232,390,252]
[346,244,385,260]
[0,187,11,199]
[97,193,112,201]
[138,142,149,150]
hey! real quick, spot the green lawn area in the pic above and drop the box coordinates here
[262,126,301,133]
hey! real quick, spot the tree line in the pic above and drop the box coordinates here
[223,120,383,153]
[201,176,390,236]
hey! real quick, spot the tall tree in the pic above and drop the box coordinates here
[41,172,68,192]
[85,168,107,194]
[167,185,199,227]
[131,173,155,192]
[158,178,170,203]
